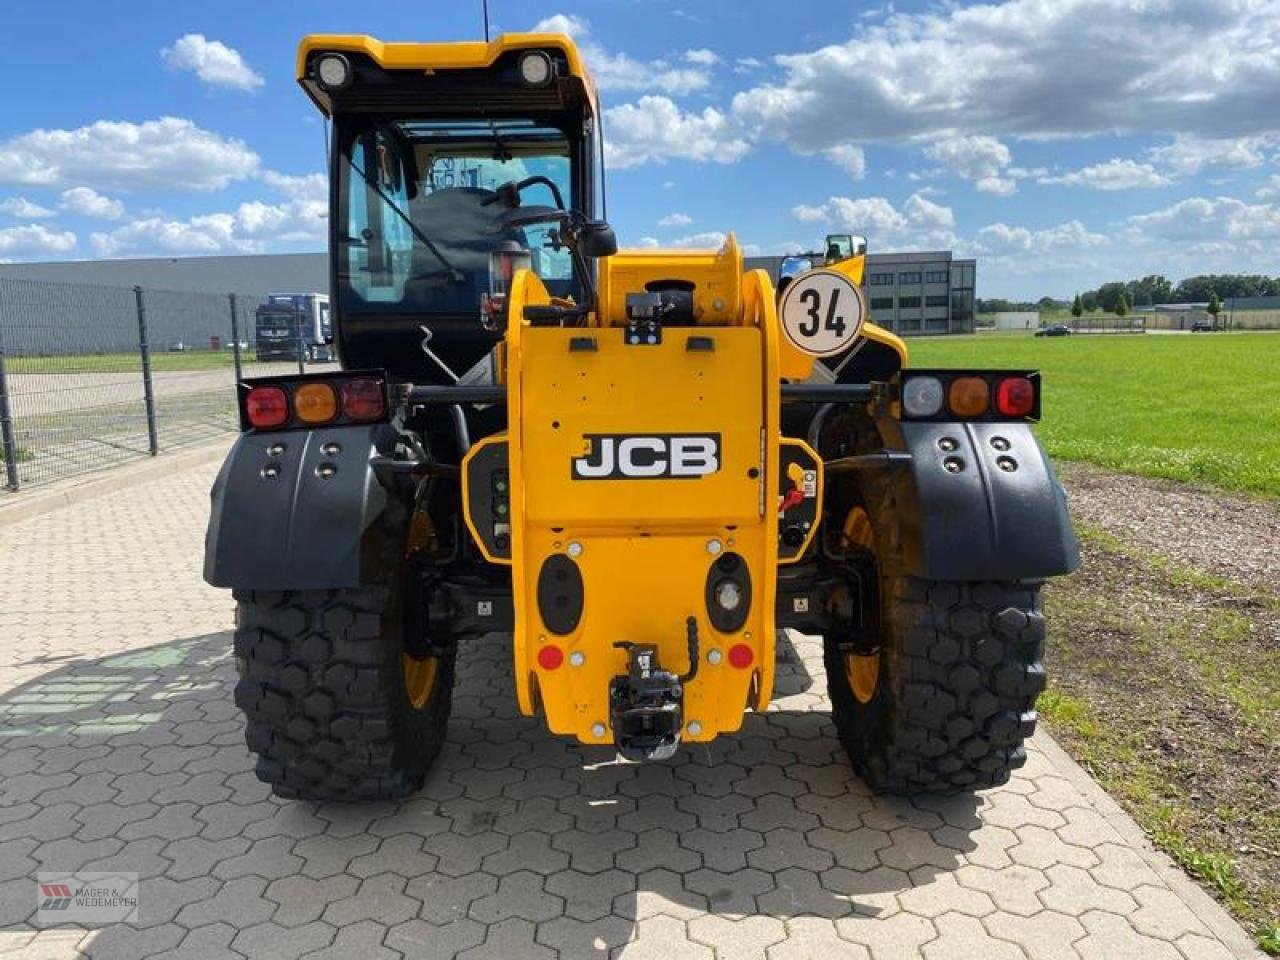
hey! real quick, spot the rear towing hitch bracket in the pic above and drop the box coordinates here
[609,617,700,762]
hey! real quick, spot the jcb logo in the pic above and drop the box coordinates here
[572,434,721,480]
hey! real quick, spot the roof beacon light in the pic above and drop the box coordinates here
[315,53,353,91]
[519,51,554,87]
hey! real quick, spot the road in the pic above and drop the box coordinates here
[0,453,1262,959]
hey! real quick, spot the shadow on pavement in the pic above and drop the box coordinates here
[0,628,980,959]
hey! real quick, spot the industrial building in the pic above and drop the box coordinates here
[746,250,977,335]
[2,247,977,336]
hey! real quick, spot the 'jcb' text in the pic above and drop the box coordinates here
[571,434,721,480]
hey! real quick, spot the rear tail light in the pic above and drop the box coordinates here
[245,386,289,429]
[728,643,754,669]
[238,371,389,431]
[996,376,1036,417]
[294,383,338,424]
[948,377,989,417]
[341,378,387,421]
[537,645,565,670]
[899,370,1040,422]
[901,375,944,418]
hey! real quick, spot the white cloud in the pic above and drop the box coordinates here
[259,170,327,203]
[735,57,764,73]
[0,117,260,191]
[1127,196,1280,242]
[0,223,76,255]
[635,236,661,248]
[658,212,693,227]
[684,49,719,66]
[1257,174,1280,201]
[60,187,124,219]
[532,14,710,95]
[925,136,1011,181]
[1040,158,1173,190]
[823,145,866,179]
[973,220,1109,255]
[1147,134,1275,176]
[976,177,1017,196]
[161,34,264,91]
[89,173,327,258]
[604,96,750,169]
[729,0,1280,151]
[791,192,956,250]
[0,197,55,219]
[671,231,728,248]
[90,201,325,257]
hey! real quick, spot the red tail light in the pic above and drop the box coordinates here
[341,378,386,421]
[537,645,565,670]
[996,376,1036,417]
[245,386,288,429]
[728,643,754,669]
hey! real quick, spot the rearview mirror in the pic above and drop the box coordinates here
[579,221,617,259]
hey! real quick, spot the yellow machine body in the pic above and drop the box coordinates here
[296,32,599,114]
[464,266,788,743]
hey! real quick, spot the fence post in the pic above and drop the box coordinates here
[228,293,243,383]
[134,286,159,456]
[0,349,20,492]
[295,303,306,376]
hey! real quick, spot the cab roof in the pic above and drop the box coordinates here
[296,33,598,118]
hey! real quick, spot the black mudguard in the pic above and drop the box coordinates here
[203,424,397,591]
[870,419,1079,581]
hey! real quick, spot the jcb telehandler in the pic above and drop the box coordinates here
[205,31,1079,800]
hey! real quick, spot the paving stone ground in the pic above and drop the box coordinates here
[0,454,1264,959]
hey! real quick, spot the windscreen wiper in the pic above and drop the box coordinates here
[346,157,465,282]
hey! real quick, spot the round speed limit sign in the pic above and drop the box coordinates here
[779,268,866,356]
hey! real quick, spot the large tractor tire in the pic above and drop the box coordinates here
[233,587,455,801]
[825,575,1046,793]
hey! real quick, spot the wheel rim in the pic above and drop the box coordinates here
[840,505,881,704]
[401,654,438,710]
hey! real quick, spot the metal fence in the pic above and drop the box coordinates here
[0,277,329,492]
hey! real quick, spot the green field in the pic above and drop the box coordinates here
[907,332,1280,497]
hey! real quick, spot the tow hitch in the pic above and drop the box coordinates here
[609,617,700,761]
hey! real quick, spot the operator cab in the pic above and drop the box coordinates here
[298,40,609,381]
[823,234,867,265]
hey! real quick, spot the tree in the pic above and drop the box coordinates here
[1207,291,1222,319]
[1115,292,1129,317]
[1071,294,1083,318]
[1096,282,1127,313]
[1081,290,1099,312]
[1127,274,1172,306]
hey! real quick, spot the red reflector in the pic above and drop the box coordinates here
[245,386,288,429]
[341,378,386,421]
[537,645,564,670]
[728,643,754,669]
[996,377,1036,417]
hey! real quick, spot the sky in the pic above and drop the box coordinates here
[1,0,1278,299]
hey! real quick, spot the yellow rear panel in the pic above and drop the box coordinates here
[512,326,774,741]
[521,328,763,527]
[490,269,785,744]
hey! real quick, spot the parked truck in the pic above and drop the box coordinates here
[254,293,332,362]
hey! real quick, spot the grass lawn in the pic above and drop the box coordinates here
[1042,528,1280,954]
[12,350,254,374]
[906,331,1280,497]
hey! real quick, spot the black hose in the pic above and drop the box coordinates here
[679,616,700,683]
